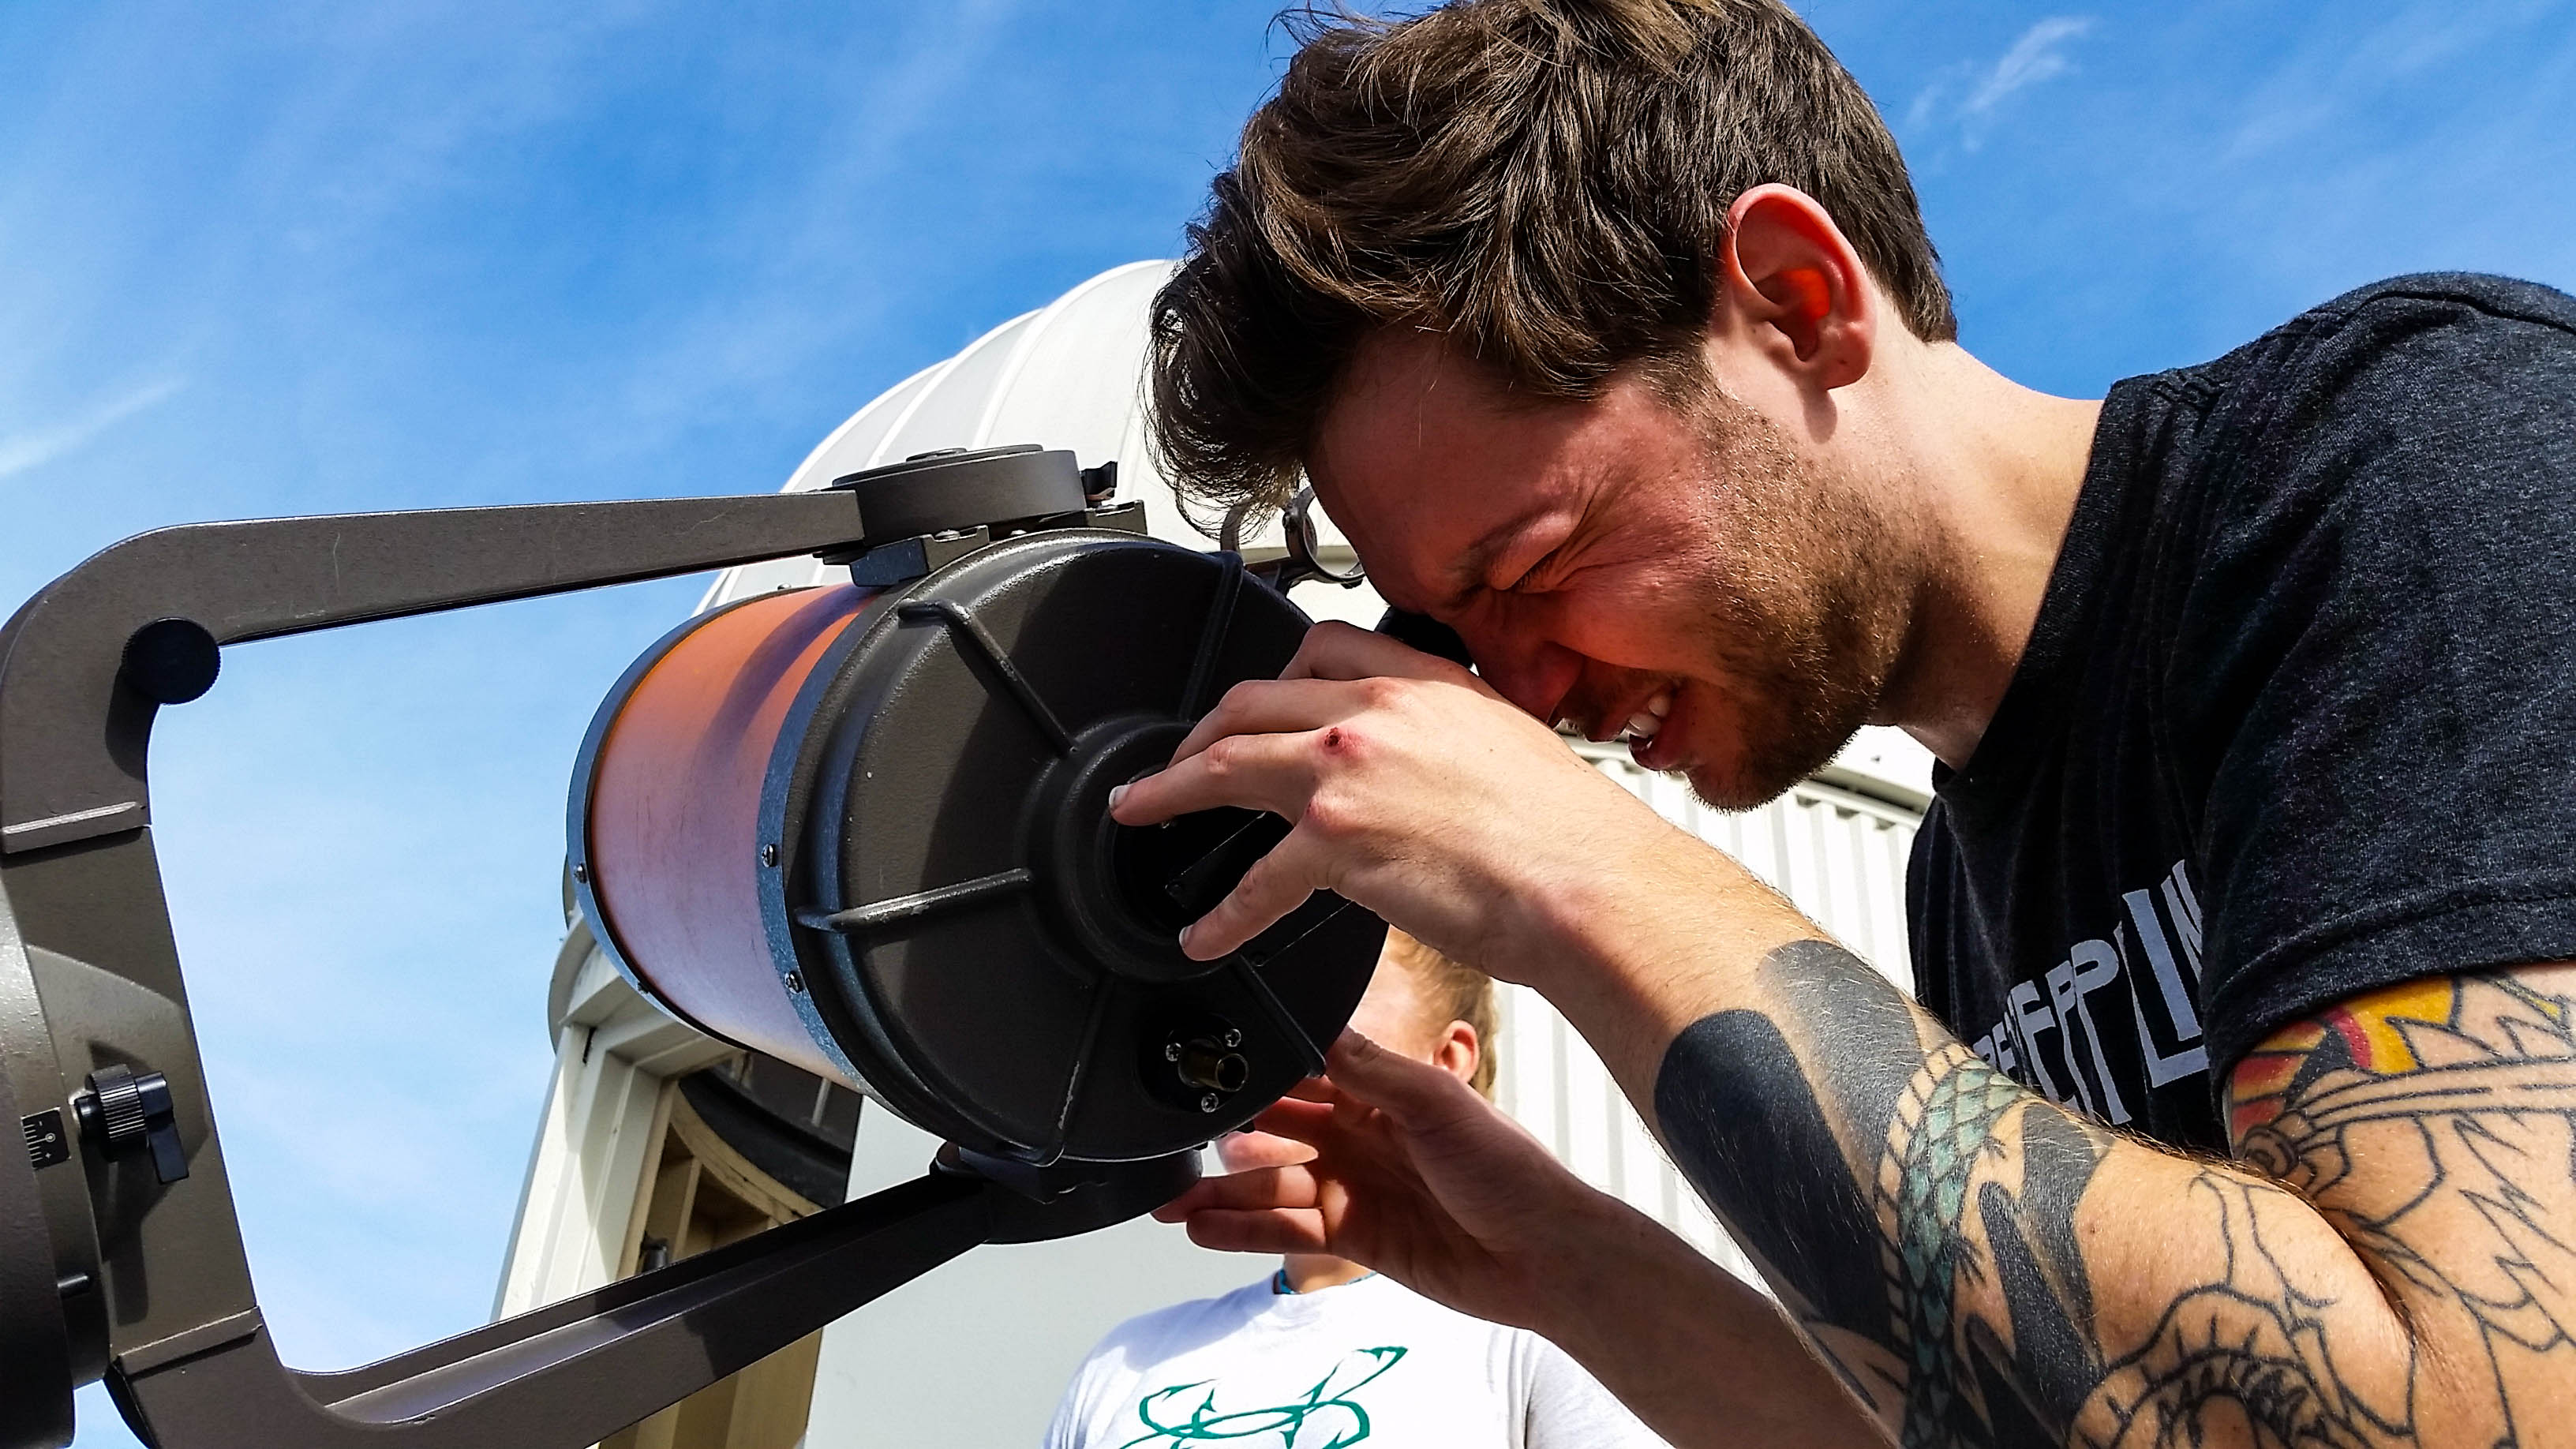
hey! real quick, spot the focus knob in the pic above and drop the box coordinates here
[75,1063,188,1185]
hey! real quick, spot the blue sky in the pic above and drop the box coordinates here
[2,2,2568,1443]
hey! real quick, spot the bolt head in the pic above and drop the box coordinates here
[1199,1092,1221,1113]
[784,970,806,994]
[1221,1029,1242,1048]
[1163,1043,1182,1061]
[571,863,588,883]
[761,843,780,867]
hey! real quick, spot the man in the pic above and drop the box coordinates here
[1043,930,1666,1449]
[1106,2,2576,1447]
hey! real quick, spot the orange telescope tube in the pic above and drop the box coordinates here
[575,585,880,1084]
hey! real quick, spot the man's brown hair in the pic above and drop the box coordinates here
[1382,928,1500,1098]
[1149,0,1953,527]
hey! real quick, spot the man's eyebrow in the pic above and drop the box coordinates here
[1436,506,1552,614]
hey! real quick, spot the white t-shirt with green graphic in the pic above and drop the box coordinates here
[1043,1273,1669,1449]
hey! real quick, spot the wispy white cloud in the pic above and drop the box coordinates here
[1908,15,2098,152]
[1965,17,2096,119]
[0,376,185,479]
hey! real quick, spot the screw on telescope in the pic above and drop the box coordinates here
[73,1062,188,1185]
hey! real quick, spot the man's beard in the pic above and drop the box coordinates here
[1670,384,1915,811]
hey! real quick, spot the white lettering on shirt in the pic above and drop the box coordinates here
[1964,858,2210,1116]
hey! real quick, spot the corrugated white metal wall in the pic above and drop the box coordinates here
[1492,744,1923,1287]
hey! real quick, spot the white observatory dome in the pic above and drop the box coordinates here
[700,260,1370,635]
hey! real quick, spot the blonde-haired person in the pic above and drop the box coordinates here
[1041,930,1665,1449]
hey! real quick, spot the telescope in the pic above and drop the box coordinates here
[0,445,1433,1449]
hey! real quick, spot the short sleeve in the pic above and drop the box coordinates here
[1040,1336,1114,1449]
[2172,277,2576,1072]
[1520,1331,1672,1448]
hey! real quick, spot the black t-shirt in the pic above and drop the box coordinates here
[1908,273,2576,1153]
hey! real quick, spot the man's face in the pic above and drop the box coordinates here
[1307,328,1914,808]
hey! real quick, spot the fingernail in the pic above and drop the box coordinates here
[1176,923,1196,953]
[1107,784,1129,811]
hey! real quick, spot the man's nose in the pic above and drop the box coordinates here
[1461,622,1582,725]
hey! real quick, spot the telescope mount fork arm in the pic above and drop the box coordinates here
[0,491,1089,1449]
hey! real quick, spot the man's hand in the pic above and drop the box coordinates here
[1159,1028,1889,1449]
[1158,1028,1607,1330]
[1109,621,1676,985]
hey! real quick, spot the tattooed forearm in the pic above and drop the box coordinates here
[1878,1043,2024,1447]
[1650,943,2576,1449]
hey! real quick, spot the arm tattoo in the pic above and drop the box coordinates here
[1652,942,2576,1449]
[1878,1045,2028,1447]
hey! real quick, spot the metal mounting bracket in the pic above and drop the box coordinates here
[0,455,1190,1449]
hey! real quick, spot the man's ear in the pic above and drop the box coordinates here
[1432,1021,1480,1085]
[1717,183,1877,391]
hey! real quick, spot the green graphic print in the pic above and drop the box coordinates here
[1118,1347,1409,1448]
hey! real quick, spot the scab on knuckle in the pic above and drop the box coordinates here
[1312,721,1372,765]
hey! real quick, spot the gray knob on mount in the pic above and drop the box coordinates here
[76,1062,188,1185]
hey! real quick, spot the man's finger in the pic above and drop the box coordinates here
[1108,729,1320,827]
[1282,619,1480,687]
[1178,825,1333,960]
[1251,1094,1340,1136]
[1163,676,1376,770]
[1158,1163,1321,1217]
[1279,1075,1346,1106]
[1322,1029,1486,1133]
[1181,1207,1331,1257]
[1213,1129,1316,1173]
